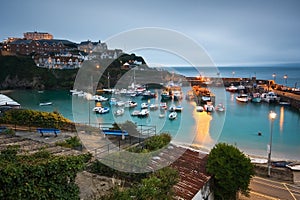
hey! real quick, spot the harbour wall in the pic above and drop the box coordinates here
[186,77,300,111]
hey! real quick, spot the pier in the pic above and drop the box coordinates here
[186,76,300,111]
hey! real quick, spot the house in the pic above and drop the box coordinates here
[146,144,213,200]
[78,40,107,54]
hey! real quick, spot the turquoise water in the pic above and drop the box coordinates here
[5,86,300,161]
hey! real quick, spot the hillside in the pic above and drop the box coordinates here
[0,54,148,90]
[0,55,78,90]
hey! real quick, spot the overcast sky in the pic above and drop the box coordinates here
[1,0,300,66]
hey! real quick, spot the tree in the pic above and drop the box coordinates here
[206,143,254,200]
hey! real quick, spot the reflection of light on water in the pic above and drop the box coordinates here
[192,108,213,147]
[230,93,234,102]
[279,106,284,133]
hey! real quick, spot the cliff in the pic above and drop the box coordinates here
[0,55,77,90]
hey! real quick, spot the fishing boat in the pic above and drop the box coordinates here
[261,92,280,103]
[168,112,177,120]
[204,102,214,112]
[251,93,261,103]
[236,94,249,103]
[161,90,172,101]
[39,102,52,106]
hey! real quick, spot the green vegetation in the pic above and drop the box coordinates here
[129,133,172,153]
[0,54,147,90]
[0,146,92,199]
[101,167,178,200]
[0,109,73,129]
[206,143,254,200]
[0,55,78,89]
[55,136,82,149]
[89,133,177,199]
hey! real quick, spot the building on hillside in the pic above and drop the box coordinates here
[24,31,53,40]
[6,39,77,56]
[78,40,107,54]
[33,52,85,69]
[100,49,123,59]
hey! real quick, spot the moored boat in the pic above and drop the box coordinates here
[196,106,204,112]
[204,102,214,112]
[236,94,249,103]
[39,102,52,106]
[251,93,261,103]
[168,111,177,120]
[261,92,280,103]
[226,84,238,92]
[141,102,148,109]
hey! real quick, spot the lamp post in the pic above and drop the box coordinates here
[86,93,92,126]
[283,74,288,87]
[272,73,276,82]
[267,111,277,177]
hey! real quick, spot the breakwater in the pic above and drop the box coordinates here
[186,77,300,111]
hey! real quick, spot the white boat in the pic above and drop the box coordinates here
[236,94,249,103]
[261,92,280,103]
[286,164,300,171]
[96,107,110,114]
[149,104,159,110]
[138,109,149,117]
[196,106,204,112]
[93,95,108,102]
[169,112,177,120]
[169,105,176,112]
[93,106,102,112]
[226,84,238,92]
[125,101,137,108]
[131,110,141,116]
[215,103,225,112]
[39,102,52,106]
[204,102,214,112]
[114,108,124,116]
[175,105,183,112]
[141,102,148,109]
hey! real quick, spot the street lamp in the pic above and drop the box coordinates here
[267,111,277,177]
[283,74,288,87]
[86,93,93,125]
[272,73,276,82]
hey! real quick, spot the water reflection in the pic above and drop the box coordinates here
[192,108,213,148]
[279,106,284,133]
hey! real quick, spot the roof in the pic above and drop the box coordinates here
[0,94,20,107]
[10,39,76,46]
[145,144,211,200]
[170,146,210,200]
